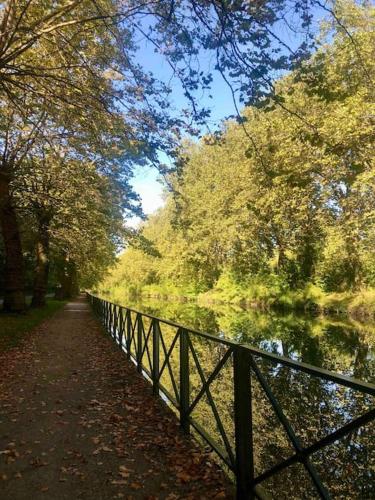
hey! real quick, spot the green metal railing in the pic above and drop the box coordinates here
[87,293,375,499]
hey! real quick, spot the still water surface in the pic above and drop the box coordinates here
[102,293,375,498]
[105,293,374,382]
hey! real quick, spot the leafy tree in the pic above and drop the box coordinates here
[0,0,143,310]
[0,0,370,311]
[12,134,141,305]
[104,1,375,304]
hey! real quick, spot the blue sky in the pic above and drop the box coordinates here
[129,36,240,225]
[130,76,236,223]
[131,165,164,217]
[129,6,326,225]
[129,100,237,226]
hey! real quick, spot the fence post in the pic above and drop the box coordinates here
[152,319,160,395]
[118,308,124,349]
[106,302,110,331]
[113,306,118,340]
[126,310,131,359]
[110,304,114,334]
[180,328,190,434]
[233,346,254,500]
[115,306,119,343]
[137,313,143,373]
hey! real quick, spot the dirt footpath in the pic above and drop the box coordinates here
[0,297,232,499]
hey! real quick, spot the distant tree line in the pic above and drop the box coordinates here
[104,3,375,308]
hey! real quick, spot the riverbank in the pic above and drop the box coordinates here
[100,283,375,321]
[96,288,375,378]
[202,284,375,320]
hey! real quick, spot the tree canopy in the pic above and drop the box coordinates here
[102,1,375,314]
[0,0,372,311]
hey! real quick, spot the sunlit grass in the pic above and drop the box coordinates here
[348,288,375,317]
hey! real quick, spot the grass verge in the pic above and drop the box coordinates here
[0,300,66,351]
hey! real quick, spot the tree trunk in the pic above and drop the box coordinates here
[0,173,26,312]
[345,235,362,291]
[276,240,286,273]
[31,218,50,308]
[55,256,79,300]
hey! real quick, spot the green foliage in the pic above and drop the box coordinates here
[1,0,373,309]
[100,2,375,318]
[0,0,146,302]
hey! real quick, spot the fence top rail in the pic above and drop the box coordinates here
[89,293,375,396]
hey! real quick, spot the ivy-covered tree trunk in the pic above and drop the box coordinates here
[31,218,50,308]
[0,172,26,312]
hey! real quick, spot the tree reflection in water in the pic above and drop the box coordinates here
[103,293,374,498]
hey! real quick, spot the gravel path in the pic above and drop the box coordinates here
[0,297,232,499]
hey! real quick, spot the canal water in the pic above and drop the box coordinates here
[101,292,375,499]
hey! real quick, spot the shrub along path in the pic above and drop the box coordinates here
[0,296,231,499]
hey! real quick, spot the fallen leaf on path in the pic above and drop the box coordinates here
[119,471,130,478]
[130,482,142,490]
[176,471,193,483]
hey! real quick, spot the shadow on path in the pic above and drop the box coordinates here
[0,296,231,499]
